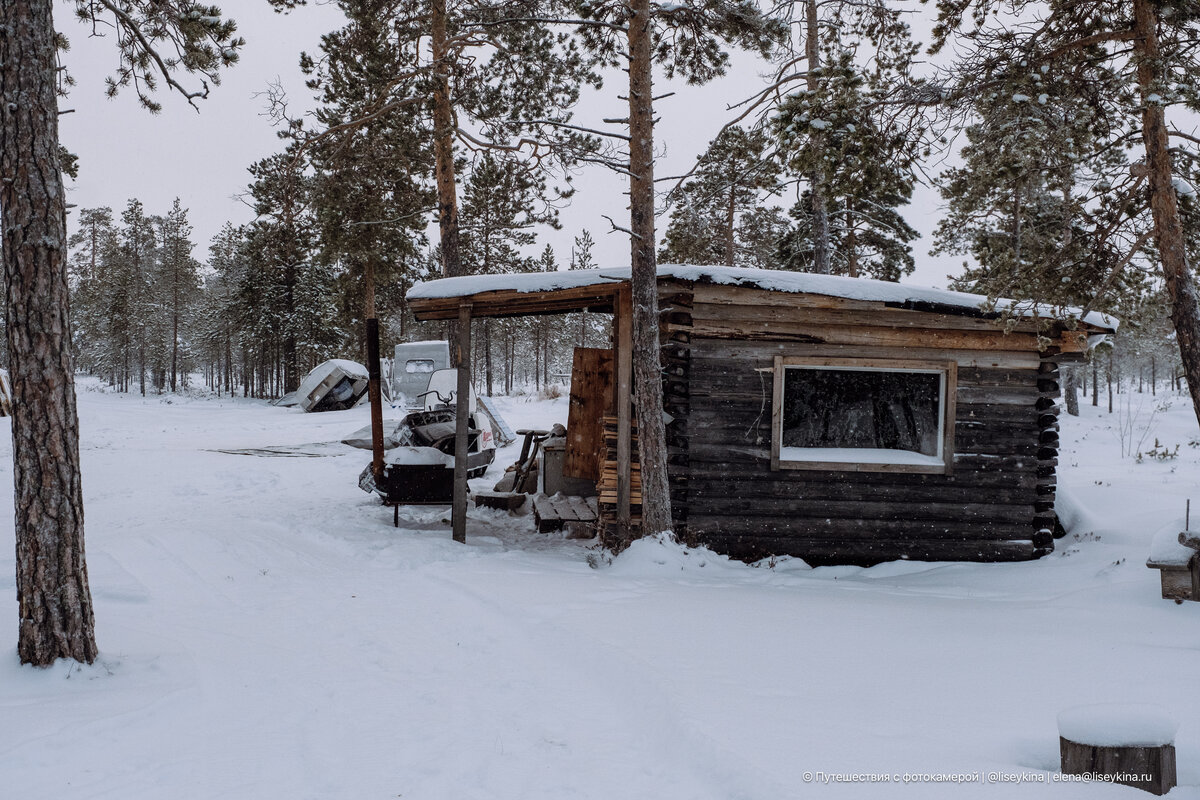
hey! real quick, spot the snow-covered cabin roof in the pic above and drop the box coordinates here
[406,264,1118,332]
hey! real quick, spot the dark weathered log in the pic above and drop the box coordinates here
[1060,737,1176,796]
[687,513,1037,540]
[686,459,1039,485]
[689,533,1039,566]
[691,341,1044,370]
[686,496,1037,524]
[690,301,1049,334]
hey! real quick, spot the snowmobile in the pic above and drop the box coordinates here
[357,369,495,507]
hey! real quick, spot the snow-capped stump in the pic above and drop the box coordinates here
[1146,521,1200,603]
[1058,704,1178,795]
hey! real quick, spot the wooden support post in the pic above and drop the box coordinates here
[366,318,385,480]
[615,287,633,531]
[452,303,472,544]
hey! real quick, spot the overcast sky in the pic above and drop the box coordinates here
[58,3,960,288]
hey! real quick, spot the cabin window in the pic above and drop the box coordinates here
[771,357,956,474]
[405,359,436,374]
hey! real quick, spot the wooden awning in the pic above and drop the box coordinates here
[408,275,625,321]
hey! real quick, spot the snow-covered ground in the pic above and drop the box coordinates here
[3,380,1200,798]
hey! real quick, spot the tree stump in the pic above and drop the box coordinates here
[1058,704,1178,795]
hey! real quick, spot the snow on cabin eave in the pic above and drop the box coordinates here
[405,264,1118,332]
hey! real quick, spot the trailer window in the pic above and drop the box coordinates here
[771,357,956,474]
[405,359,436,374]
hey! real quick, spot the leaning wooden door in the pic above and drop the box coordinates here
[564,347,614,481]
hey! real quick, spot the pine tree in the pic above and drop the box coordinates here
[460,152,559,395]
[194,223,247,395]
[155,199,201,391]
[568,228,605,348]
[300,0,435,340]
[774,50,920,280]
[571,229,597,270]
[658,127,779,267]
[750,0,920,274]
[1,0,242,665]
[932,58,1128,307]
[273,0,599,339]
[572,0,784,541]
[735,207,790,270]
[931,0,1200,428]
[113,199,160,396]
[68,207,118,379]
[240,148,342,395]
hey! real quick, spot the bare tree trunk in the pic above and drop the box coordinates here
[170,270,179,392]
[484,319,493,396]
[1064,368,1079,416]
[1108,350,1113,413]
[844,212,858,278]
[1134,0,1200,428]
[431,0,463,363]
[725,185,736,267]
[805,0,831,275]
[628,0,672,538]
[1,0,98,665]
[1092,357,1099,407]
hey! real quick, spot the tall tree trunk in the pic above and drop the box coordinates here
[1064,368,1079,416]
[805,0,831,274]
[1011,181,1023,276]
[725,185,736,267]
[1133,0,1200,427]
[284,260,299,393]
[431,0,463,363]
[484,319,493,397]
[844,212,859,278]
[628,0,672,538]
[0,0,98,665]
[1108,350,1113,413]
[170,270,179,392]
[1092,357,1099,407]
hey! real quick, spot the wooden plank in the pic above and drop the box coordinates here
[687,477,1038,503]
[452,303,472,544]
[691,341,1043,369]
[686,533,1039,565]
[409,282,622,321]
[564,347,614,481]
[683,318,1046,352]
[615,287,633,529]
[685,496,1036,524]
[686,515,1038,540]
[697,457,1042,480]
[692,283,888,312]
[691,301,1048,334]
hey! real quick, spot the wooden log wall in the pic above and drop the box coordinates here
[662,282,1064,566]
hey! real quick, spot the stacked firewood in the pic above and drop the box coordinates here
[597,415,642,546]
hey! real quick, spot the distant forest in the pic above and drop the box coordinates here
[60,0,1200,415]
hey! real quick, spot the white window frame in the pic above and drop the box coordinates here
[770,356,957,475]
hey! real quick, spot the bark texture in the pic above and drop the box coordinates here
[431,0,463,361]
[628,0,672,537]
[1,0,98,665]
[1133,0,1200,428]
[805,0,831,275]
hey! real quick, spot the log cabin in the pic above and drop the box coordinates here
[406,265,1117,565]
